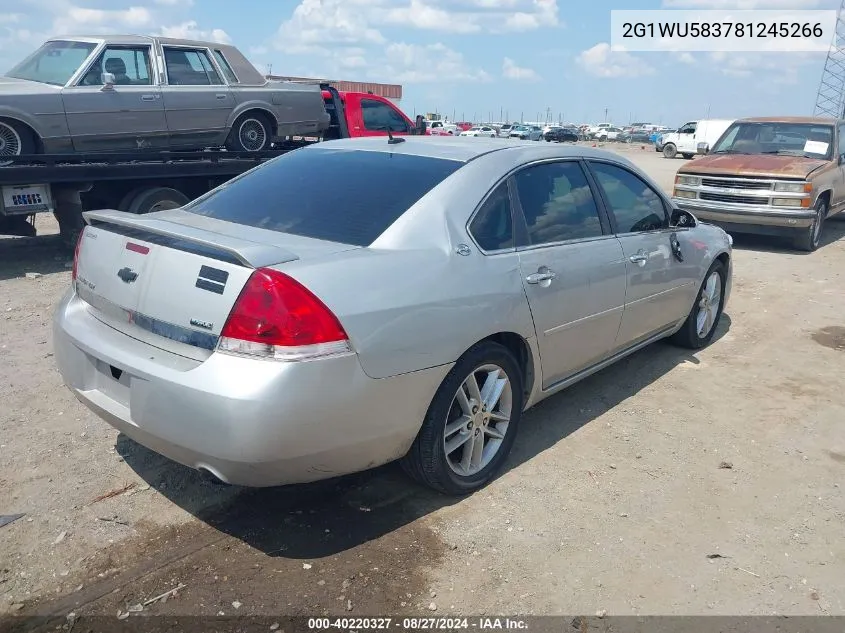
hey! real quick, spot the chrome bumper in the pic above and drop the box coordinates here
[673,198,816,229]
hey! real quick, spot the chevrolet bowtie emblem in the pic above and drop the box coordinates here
[117,267,138,283]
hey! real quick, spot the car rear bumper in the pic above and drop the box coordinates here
[674,198,816,231]
[53,290,450,487]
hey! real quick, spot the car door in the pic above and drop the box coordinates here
[61,44,168,151]
[675,121,697,153]
[356,96,413,137]
[585,160,699,347]
[512,159,628,388]
[159,45,234,148]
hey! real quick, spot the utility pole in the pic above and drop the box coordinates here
[604,107,608,122]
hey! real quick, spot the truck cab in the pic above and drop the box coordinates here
[321,90,427,139]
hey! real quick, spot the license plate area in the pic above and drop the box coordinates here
[1,184,53,216]
[94,359,132,407]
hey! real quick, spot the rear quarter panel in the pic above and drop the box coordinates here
[229,83,330,136]
[0,93,71,151]
[280,245,536,380]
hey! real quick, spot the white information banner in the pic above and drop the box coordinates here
[610,10,837,52]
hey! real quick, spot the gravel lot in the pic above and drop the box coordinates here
[1,144,844,622]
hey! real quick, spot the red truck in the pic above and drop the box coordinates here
[0,85,428,246]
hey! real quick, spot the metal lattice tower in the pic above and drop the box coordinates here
[814,0,845,118]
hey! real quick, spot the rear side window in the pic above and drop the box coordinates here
[185,148,463,246]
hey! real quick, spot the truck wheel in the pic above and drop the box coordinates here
[226,112,272,152]
[53,190,86,251]
[0,119,37,166]
[122,187,190,214]
[793,198,827,252]
[663,143,677,159]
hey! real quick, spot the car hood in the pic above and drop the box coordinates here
[0,76,62,95]
[680,154,830,179]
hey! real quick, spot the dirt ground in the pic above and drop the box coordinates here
[1,144,844,626]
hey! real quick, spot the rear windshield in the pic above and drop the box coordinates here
[184,148,463,246]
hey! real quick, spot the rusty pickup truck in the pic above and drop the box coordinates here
[671,116,844,252]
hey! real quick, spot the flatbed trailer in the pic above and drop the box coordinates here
[0,84,417,248]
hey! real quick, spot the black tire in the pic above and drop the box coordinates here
[0,118,38,165]
[225,112,272,152]
[400,341,524,495]
[54,202,85,251]
[122,187,190,214]
[792,198,827,252]
[682,153,694,159]
[670,259,727,349]
[663,143,677,159]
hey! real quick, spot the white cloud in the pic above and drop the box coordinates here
[159,20,231,43]
[707,50,818,84]
[378,42,491,83]
[53,6,153,33]
[274,0,559,53]
[576,42,655,78]
[153,0,194,5]
[662,0,823,7]
[502,57,540,80]
[675,52,697,63]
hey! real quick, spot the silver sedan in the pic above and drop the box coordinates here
[53,137,733,495]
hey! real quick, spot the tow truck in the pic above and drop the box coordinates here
[0,85,428,248]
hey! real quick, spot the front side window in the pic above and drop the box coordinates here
[588,162,668,234]
[469,182,513,251]
[163,47,222,85]
[361,99,410,133]
[679,122,697,134]
[185,148,463,246]
[513,161,604,246]
[79,46,152,86]
[6,40,97,86]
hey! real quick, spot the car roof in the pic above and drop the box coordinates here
[308,136,628,165]
[51,34,228,48]
[737,116,840,125]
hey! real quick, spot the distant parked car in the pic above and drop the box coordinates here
[595,126,623,142]
[544,127,579,143]
[510,125,543,141]
[460,126,498,138]
[0,35,330,154]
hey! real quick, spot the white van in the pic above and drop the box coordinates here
[659,119,734,159]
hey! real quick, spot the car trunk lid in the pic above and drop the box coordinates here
[75,209,359,361]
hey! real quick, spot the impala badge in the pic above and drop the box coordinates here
[117,267,138,283]
[190,318,213,330]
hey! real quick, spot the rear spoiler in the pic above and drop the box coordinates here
[83,209,300,269]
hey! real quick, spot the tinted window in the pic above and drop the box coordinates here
[469,182,513,251]
[80,46,152,86]
[514,161,603,246]
[164,47,222,85]
[185,148,462,246]
[213,49,238,83]
[839,125,845,159]
[589,162,668,233]
[362,99,410,133]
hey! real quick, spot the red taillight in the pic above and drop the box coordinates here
[218,268,349,361]
[71,227,85,281]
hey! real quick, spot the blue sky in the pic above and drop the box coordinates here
[0,0,840,125]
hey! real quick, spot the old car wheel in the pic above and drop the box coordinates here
[227,114,271,152]
[663,143,677,159]
[401,341,524,495]
[0,119,36,166]
[670,259,726,350]
[122,187,191,214]
[793,199,827,252]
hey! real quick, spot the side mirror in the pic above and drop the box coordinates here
[696,142,708,155]
[101,72,115,91]
[671,207,697,228]
[414,115,427,135]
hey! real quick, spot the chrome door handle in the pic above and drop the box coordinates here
[525,271,556,284]
[141,95,155,101]
[629,251,648,265]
